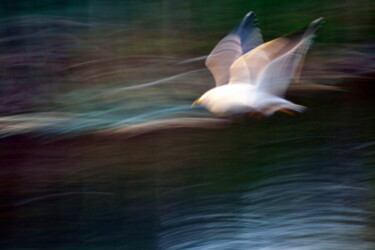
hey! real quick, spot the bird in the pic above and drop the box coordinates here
[193,12,324,117]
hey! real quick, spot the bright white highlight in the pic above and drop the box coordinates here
[195,12,324,116]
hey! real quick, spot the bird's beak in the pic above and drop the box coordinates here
[191,98,200,107]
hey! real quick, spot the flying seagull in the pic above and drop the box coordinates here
[193,12,324,116]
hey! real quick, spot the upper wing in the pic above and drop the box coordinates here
[229,18,324,95]
[205,11,263,86]
[235,11,264,54]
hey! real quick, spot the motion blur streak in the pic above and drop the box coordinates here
[0,1,374,249]
[0,11,373,134]
[157,143,372,250]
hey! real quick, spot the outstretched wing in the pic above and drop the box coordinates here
[229,17,324,95]
[205,11,263,86]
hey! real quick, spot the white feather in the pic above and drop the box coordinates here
[196,13,324,116]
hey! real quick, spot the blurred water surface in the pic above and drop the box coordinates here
[0,0,374,249]
[1,92,374,249]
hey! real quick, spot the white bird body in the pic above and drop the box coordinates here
[194,12,324,117]
[198,83,304,116]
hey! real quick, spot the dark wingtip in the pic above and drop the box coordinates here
[310,17,325,26]
[313,17,325,24]
[281,17,325,41]
[244,11,255,18]
[308,17,325,32]
[238,11,257,29]
[245,11,257,22]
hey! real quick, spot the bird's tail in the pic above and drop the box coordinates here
[264,103,307,116]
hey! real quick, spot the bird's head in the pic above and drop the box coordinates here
[191,95,212,108]
[191,97,201,107]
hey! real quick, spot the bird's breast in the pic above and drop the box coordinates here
[200,84,256,114]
